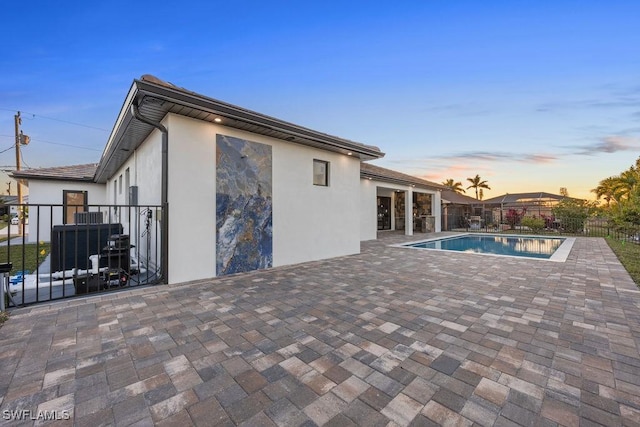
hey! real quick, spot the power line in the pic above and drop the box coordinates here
[0,134,102,151]
[0,107,110,132]
[28,138,102,152]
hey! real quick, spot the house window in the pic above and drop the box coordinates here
[63,190,88,224]
[313,159,329,186]
[118,175,123,194]
[125,168,130,204]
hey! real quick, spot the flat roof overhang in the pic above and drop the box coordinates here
[360,172,445,192]
[95,77,384,183]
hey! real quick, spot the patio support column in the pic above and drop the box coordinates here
[433,190,442,232]
[391,191,396,231]
[405,188,413,236]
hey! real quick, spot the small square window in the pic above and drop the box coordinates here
[313,160,329,186]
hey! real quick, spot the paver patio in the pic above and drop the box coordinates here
[1,233,640,426]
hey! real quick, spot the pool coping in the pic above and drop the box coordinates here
[390,232,576,262]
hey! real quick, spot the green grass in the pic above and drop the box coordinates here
[606,238,640,286]
[0,243,51,275]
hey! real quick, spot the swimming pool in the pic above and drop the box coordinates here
[398,234,575,261]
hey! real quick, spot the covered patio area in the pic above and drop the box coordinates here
[360,163,444,240]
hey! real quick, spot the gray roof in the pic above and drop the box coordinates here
[482,192,568,204]
[441,190,480,205]
[95,75,385,183]
[11,164,98,182]
[360,163,446,191]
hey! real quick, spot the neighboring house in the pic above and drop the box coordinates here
[482,192,570,224]
[12,164,105,241]
[360,163,445,241]
[13,75,387,284]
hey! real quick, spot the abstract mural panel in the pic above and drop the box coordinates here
[216,135,273,275]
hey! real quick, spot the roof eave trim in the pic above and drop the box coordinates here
[134,79,384,159]
[94,83,140,183]
[361,172,445,191]
[9,173,95,182]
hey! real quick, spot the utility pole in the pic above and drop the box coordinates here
[14,112,23,234]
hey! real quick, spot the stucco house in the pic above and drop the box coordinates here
[481,192,571,225]
[11,164,105,239]
[13,75,443,285]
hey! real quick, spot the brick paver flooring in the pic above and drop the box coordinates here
[1,234,640,426]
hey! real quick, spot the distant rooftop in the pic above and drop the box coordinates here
[10,164,98,182]
[360,163,446,191]
[482,192,570,204]
[441,190,481,205]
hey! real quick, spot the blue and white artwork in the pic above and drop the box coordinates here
[216,135,273,275]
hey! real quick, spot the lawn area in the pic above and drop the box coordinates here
[606,237,640,286]
[0,243,51,275]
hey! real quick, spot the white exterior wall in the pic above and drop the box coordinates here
[359,178,377,241]
[166,113,361,284]
[271,133,361,267]
[107,129,163,208]
[25,180,106,243]
[165,114,217,284]
[106,127,163,274]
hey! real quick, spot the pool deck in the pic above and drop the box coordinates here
[1,232,640,426]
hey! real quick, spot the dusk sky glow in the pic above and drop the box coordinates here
[1,1,639,200]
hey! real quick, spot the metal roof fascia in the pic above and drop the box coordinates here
[134,80,384,159]
[361,172,443,191]
[95,83,140,183]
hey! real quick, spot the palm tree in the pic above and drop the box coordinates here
[614,168,639,201]
[591,177,618,208]
[466,174,490,200]
[442,179,466,194]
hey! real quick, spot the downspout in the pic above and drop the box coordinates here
[131,102,169,284]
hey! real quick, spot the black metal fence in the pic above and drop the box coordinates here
[2,203,163,307]
[443,214,640,241]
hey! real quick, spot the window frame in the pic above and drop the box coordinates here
[313,159,330,187]
[63,190,88,225]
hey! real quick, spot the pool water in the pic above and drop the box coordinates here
[402,234,569,260]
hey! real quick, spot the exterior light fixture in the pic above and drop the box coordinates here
[214,117,222,123]
[347,152,353,156]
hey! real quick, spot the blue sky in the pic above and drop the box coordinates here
[1,1,639,200]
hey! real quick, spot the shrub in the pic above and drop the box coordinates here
[552,199,597,233]
[521,216,545,232]
[505,208,525,229]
